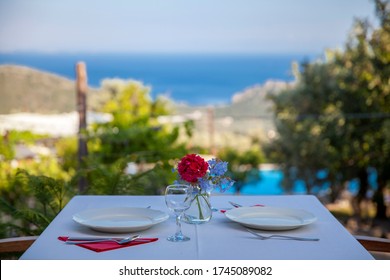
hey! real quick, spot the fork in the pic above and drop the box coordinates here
[229,201,264,208]
[247,229,319,241]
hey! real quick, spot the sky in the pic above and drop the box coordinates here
[0,0,377,54]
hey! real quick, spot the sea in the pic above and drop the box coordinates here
[0,52,318,105]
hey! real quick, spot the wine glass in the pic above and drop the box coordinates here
[165,184,193,242]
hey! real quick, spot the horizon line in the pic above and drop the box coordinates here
[0,50,325,57]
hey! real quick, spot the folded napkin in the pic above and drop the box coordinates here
[58,236,158,252]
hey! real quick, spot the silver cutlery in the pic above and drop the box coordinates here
[65,234,141,245]
[229,201,242,208]
[247,229,319,241]
[229,201,265,208]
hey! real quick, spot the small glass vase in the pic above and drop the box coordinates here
[183,186,212,224]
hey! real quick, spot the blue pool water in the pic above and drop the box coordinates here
[219,169,376,196]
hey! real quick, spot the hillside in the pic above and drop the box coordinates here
[0,64,290,145]
[0,65,103,114]
[173,80,291,147]
[216,80,293,133]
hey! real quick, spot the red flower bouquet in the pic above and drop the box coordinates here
[177,154,208,183]
[173,153,234,224]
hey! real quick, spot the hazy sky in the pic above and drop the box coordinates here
[0,0,377,54]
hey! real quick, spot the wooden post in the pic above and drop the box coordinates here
[76,62,88,193]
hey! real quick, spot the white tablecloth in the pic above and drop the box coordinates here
[20,195,374,260]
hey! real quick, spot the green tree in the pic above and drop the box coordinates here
[321,0,390,216]
[266,0,390,218]
[85,79,191,194]
[0,169,74,238]
[266,61,342,195]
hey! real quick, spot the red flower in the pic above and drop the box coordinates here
[177,154,209,183]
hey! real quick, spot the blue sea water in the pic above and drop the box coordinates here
[0,52,316,105]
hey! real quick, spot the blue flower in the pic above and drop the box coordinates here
[198,177,214,192]
[208,159,228,177]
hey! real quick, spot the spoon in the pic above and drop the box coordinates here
[65,234,141,245]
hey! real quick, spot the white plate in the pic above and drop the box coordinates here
[72,207,169,233]
[225,206,317,230]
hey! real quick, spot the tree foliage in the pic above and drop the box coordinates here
[0,169,74,238]
[266,0,390,216]
[83,79,191,194]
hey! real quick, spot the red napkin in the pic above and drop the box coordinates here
[58,236,158,252]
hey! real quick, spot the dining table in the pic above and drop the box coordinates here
[19,194,374,260]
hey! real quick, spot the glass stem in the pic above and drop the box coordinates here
[175,213,183,237]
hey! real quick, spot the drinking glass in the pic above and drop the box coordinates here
[165,184,193,242]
